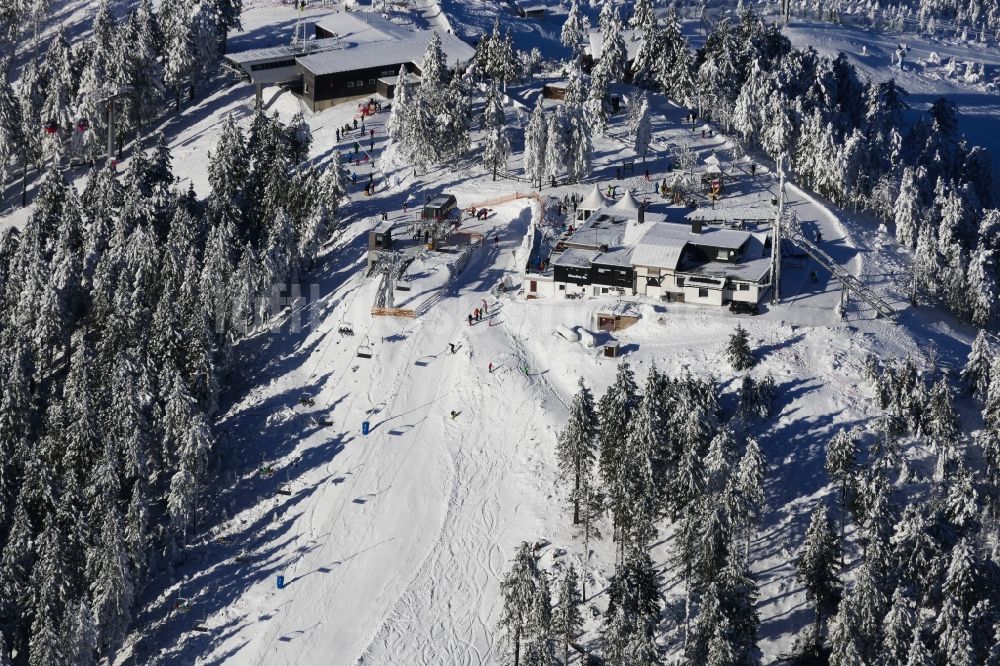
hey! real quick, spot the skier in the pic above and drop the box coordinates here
[494,235,499,245]
[488,362,494,373]
[336,128,341,141]
[468,313,473,326]
[370,128,375,140]
[474,308,480,321]
[449,342,456,354]
[481,299,488,313]
[403,201,408,213]
[352,173,357,185]
[644,168,650,181]
[353,118,358,129]
[450,410,459,419]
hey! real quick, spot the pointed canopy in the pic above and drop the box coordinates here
[579,184,608,211]
[612,188,641,213]
[704,153,721,166]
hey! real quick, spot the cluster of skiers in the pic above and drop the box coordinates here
[467,299,490,325]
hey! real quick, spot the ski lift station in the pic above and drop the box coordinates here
[224,12,474,110]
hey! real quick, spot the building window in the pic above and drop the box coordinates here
[558,284,565,291]
[304,82,310,94]
[738,283,750,291]
[677,277,685,287]
[602,287,609,294]
[698,288,709,298]
[347,81,354,88]
[717,249,728,260]
[357,80,364,87]
[369,79,376,85]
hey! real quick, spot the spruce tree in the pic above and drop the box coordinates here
[598,362,639,532]
[560,0,586,63]
[796,504,841,649]
[959,330,992,402]
[523,98,547,189]
[825,428,858,562]
[551,564,583,666]
[482,86,510,181]
[883,587,916,666]
[498,542,552,666]
[726,324,755,371]
[556,378,599,525]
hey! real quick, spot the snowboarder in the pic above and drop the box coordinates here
[450,410,459,419]
[449,342,456,354]
[488,362,494,373]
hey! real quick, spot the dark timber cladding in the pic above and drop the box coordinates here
[296,32,474,111]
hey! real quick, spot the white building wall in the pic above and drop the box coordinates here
[683,286,724,306]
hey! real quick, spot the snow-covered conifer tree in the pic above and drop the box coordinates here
[960,330,992,402]
[825,428,858,556]
[561,0,587,62]
[965,244,996,328]
[584,62,611,136]
[498,542,552,666]
[551,564,583,666]
[895,167,923,249]
[630,0,656,31]
[523,98,547,188]
[386,65,411,142]
[924,377,960,480]
[482,86,510,180]
[725,324,755,371]
[598,362,639,523]
[556,378,599,525]
[796,504,841,648]
[543,106,567,186]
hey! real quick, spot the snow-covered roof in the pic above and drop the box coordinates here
[565,211,630,249]
[377,73,421,85]
[704,153,721,166]
[704,164,723,175]
[225,38,345,66]
[594,247,634,267]
[578,185,608,211]
[587,29,643,62]
[297,32,475,76]
[686,203,775,223]
[553,247,597,269]
[611,189,641,213]
[631,234,686,270]
[314,11,414,43]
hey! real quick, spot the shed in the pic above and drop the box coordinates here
[518,3,547,18]
[595,302,641,332]
[542,82,567,100]
[376,72,420,99]
[603,340,620,357]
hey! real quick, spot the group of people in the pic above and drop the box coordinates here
[467,299,490,325]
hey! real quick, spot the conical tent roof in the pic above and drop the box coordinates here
[704,153,721,166]
[612,189,641,212]
[579,184,608,211]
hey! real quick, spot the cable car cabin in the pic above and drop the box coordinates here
[422,194,457,221]
[368,222,396,252]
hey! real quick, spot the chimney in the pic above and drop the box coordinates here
[638,206,645,225]
[691,220,703,234]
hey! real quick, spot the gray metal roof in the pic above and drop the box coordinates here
[297,32,474,76]
[225,38,345,66]
[687,203,775,223]
[631,236,686,270]
[314,12,414,43]
[553,248,597,269]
